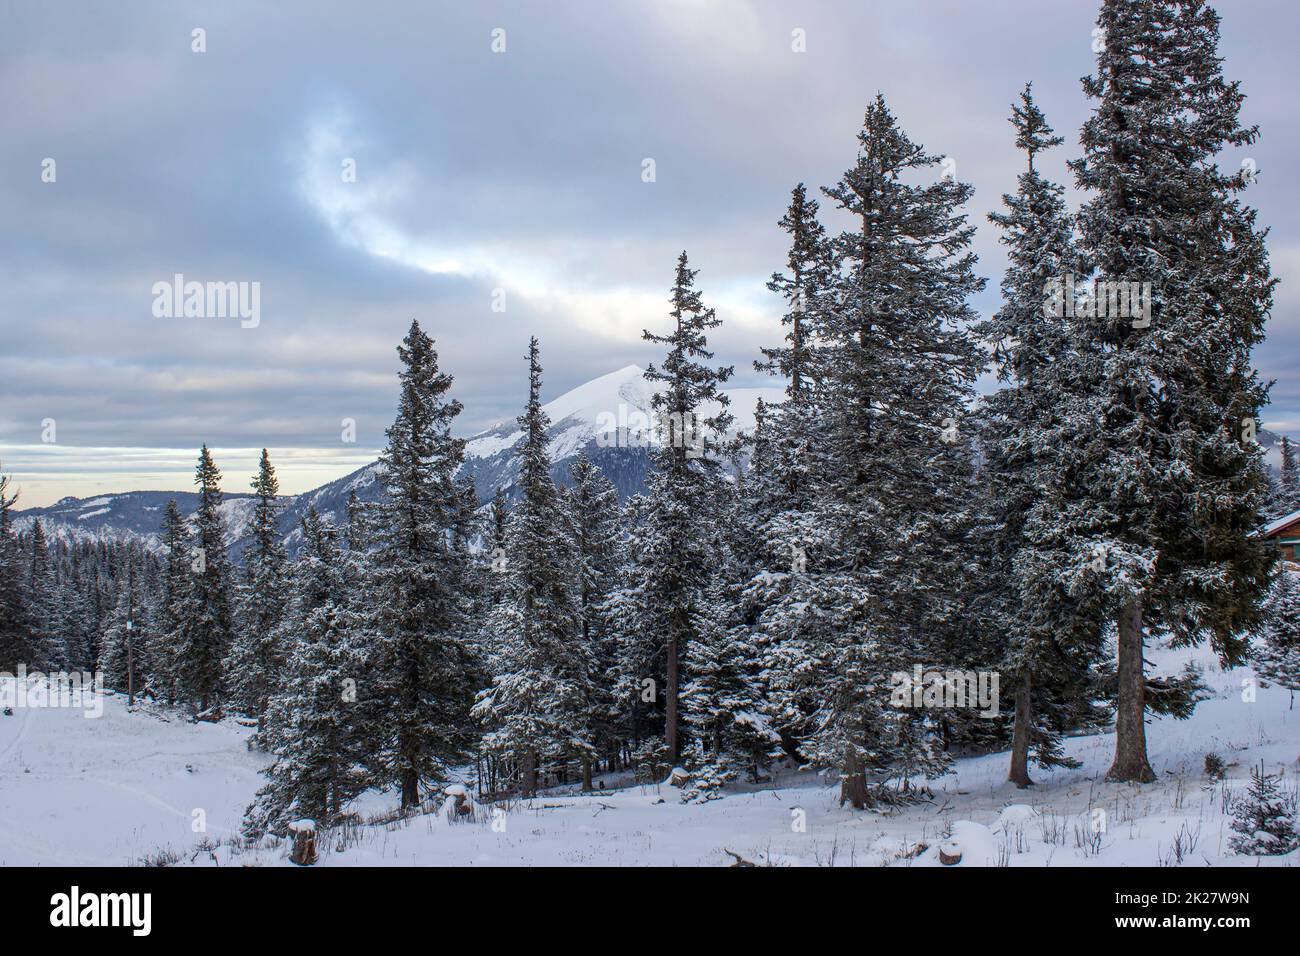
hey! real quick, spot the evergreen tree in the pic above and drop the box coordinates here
[635,252,734,763]
[150,499,189,705]
[227,449,288,741]
[565,453,621,786]
[1274,436,1300,516]
[0,468,33,670]
[768,96,986,807]
[1255,570,1300,709]
[1064,0,1275,781]
[452,474,481,555]
[177,446,235,712]
[487,485,509,606]
[98,557,147,702]
[749,193,835,762]
[759,183,829,400]
[681,473,780,799]
[368,320,478,809]
[26,519,61,668]
[977,84,1102,787]
[244,509,368,837]
[604,493,661,756]
[474,339,589,796]
[58,561,94,670]
[1228,762,1299,856]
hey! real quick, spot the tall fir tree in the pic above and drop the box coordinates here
[750,189,835,764]
[564,453,622,786]
[244,509,369,836]
[759,183,830,400]
[151,499,189,705]
[227,449,288,742]
[0,467,32,670]
[474,339,589,796]
[368,320,478,808]
[1062,0,1275,781]
[99,556,147,702]
[637,252,734,763]
[768,95,986,807]
[976,84,1103,787]
[177,446,235,712]
[26,518,62,668]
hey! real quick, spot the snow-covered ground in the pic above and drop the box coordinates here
[2,640,1296,867]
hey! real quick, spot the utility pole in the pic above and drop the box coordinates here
[125,559,135,708]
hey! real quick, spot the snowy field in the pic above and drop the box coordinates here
[2,640,1296,867]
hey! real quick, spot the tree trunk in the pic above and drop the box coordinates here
[840,746,868,809]
[581,758,593,792]
[1107,597,1156,783]
[666,635,679,763]
[400,767,419,809]
[1008,672,1034,788]
[521,750,538,797]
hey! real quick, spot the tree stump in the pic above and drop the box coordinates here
[938,841,962,866]
[288,819,317,866]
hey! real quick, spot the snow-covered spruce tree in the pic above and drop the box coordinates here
[749,188,837,764]
[452,474,481,555]
[0,468,34,671]
[57,559,94,671]
[176,446,235,713]
[25,519,65,669]
[768,95,987,808]
[1228,762,1299,856]
[564,453,622,786]
[603,492,659,757]
[1255,570,1300,709]
[635,252,734,764]
[1273,436,1300,517]
[474,339,590,797]
[227,448,288,742]
[758,183,830,401]
[681,471,781,800]
[149,499,189,705]
[1064,0,1275,782]
[244,509,369,838]
[975,84,1104,787]
[486,485,509,607]
[98,557,148,701]
[367,320,479,809]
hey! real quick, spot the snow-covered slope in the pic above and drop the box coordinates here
[2,639,1295,866]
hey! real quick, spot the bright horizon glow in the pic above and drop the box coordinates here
[0,445,384,509]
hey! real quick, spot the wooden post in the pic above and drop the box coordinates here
[125,561,135,708]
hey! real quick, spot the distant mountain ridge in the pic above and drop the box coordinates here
[13,365,784,560]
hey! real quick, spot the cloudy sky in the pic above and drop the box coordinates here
[2,0,1296,507]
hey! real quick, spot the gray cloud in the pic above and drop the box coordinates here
[1,0,1296,505]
